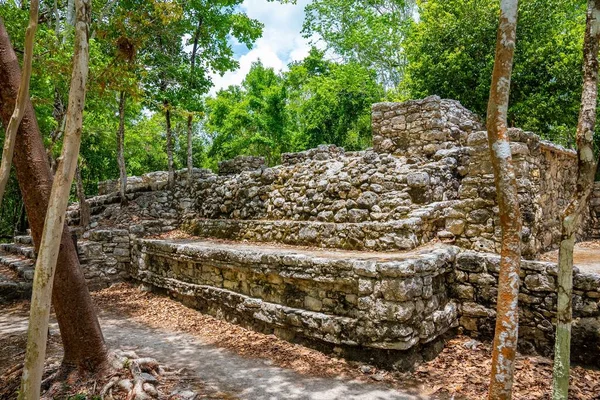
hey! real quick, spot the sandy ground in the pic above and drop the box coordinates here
[540,241,600,274]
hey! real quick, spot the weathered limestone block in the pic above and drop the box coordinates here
[218,156,266,175]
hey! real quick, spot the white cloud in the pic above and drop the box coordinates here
[209,0,314,94]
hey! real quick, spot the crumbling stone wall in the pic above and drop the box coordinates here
[189,146,460,223]
[77,229,130,290]
[453,129,580,258]
[218,156,266,175]
[84,96,584,258]
[371,96,482,157]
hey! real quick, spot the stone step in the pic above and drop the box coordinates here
[182,201,456,252]
[0,251,35,281]
[14,235,33,245]
[0,243,36,259]
[182,218,426,251]
[132,238,460,358]
[0,257,32,303]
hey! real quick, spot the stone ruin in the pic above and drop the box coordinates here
[1,96,599,370]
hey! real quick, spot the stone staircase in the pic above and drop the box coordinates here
[0,234,35,303]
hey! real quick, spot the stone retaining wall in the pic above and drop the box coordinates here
[130,239,460,369]
[77,229,131,290]
[453,252,600,366]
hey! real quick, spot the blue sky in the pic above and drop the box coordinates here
[210,0,316,93]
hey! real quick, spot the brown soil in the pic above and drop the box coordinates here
[93,283,600,400]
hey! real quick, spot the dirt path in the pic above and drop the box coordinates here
[101,313,423,400]
[4,284,599,399]
[0,308,423,400]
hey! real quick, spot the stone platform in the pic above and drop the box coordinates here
[130,238,459,369]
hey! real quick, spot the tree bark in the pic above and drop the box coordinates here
[165,101,174,188]
[552,2,600,398]
[66,0,75,26]
[75,162,90,227]
[117,90,128,204]
[186,16,202,186]
[48,90,66,174]
[486,1,522,399]
[0,0,38,208]
[19,0,94,397]
[0,12,106,389]
[186,114,193,183]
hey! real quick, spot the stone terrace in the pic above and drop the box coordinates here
[2,96,598,369]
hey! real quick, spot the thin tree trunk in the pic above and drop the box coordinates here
[486,1,522,399]
[0,0,38,208]
[75,162,90,227]
[117,90,128,204]
[48,91,66,174]
[53,0,60,38]
[16,201,27,234]
[552,2,600,398]
[66,0,75,26]
[165,101,174,188]
[187,114,193,183]
[18,1,94,397]
[0,19,106,379]
[186,16,202,187]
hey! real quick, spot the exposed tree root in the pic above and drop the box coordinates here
[1,350,202,400]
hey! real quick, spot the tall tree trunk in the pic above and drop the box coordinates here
[165,101,174,188]
[0,13,107,390]
[16,201,27,235]
[66,0,75,26]
[187,114,193,184]
[486,1,522,399]
[552,1,600,398]
[0,0,38,208]
[53,0,60,37]
[117,90,128,204]
[186,16,202,187]
[19,0,93,397]
[75,162,90,227]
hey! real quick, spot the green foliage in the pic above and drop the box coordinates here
[205,50,383,166]
[303,0,415,87]
[403,0,586,146]
[206,62,289,165]
[287,49,383,151]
